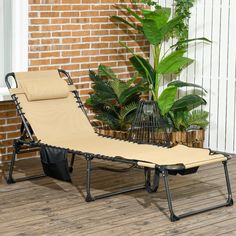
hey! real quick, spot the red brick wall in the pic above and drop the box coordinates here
[0,102,21,161]
[28,0,149,101]
[0,0,149,162]
[0,101,38,161]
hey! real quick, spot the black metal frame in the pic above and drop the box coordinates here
[5,70,234,222]
[160,159,233,221]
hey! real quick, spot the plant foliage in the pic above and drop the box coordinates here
[174,0,196,42]
[169,110,209,131]
[86,65,145,131]
[111,1,209,131]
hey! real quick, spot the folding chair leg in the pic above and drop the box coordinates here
[85,157,145,202]
[223,161,234,206]
[6,140,45,184]
[69,153,76,173]
[85,158,94,202]
[162,169,179,222]
[7,149,17,184]
[161,160,234,222]
[144,168,160,193]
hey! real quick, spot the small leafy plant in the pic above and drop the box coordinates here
[170,110,209,131]
[174,0,196,42]
[86,65,145,131]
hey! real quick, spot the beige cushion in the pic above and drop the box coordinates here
[20,78,69,101]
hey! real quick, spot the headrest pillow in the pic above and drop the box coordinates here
[20,78,69,101]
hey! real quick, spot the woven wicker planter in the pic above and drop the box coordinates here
[170,130,205,148]
[95,128,129,140]
[95,128,205,148]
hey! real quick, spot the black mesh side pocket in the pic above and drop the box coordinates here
[40,146,71,182]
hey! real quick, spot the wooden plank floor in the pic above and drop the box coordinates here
[0,155,235,236]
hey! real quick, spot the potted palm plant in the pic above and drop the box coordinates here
[86,64,146,139]
[111,0,210,147]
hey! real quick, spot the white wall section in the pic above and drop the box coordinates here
[157,0,236,153]
[0,0,28,100]
[12,0,28,72]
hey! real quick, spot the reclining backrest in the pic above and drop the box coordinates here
[9,70,95,146]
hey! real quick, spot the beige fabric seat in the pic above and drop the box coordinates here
[9,70,226,169]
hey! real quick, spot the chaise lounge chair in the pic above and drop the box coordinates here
[5,69,234,222]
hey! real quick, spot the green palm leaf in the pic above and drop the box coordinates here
[96,113,119,130]
[142,8,171,28]
[158,86,177,115]
[168,80,207,93]
[129,55,156,85]
[143,15,183,46]
[119,84,144,104]
[119,102,138,121]
[109,79,127,99]
[170,37,211,49]
[142,19,163,46]
[89,70,101,83]
[125,76,137,87]
[171,95,207,112]
[186,110,209,129]
[158,50,193,74]
[98,64,116,79]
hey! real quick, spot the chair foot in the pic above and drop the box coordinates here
[170,214,180,222]
[85,195,95,202]
[7,177,16,184]
[226,198,234,206]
